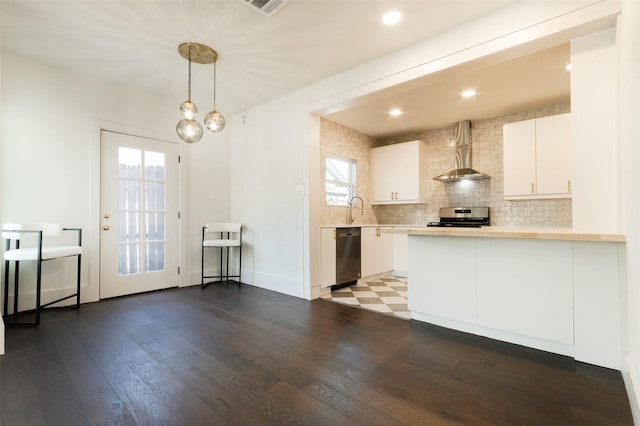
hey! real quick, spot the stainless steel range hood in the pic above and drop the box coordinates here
[433,120,490,182]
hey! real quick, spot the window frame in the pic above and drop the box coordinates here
[325,154,357,206]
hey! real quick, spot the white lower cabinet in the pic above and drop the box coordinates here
[361,227,393,278]
[476,238,574,345]
[392,233,408,275]
[320,228,336,288]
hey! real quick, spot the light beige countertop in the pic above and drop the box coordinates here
[386,226,625,242]
[320,224,415,229]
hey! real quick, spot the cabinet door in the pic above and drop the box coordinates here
[503,119,536,197]
[392,233,408,275]
[393,141,420,202]
[361,227,393,278]
[320,228,336,288]
[536,113,571,195]
[371,145,396,203]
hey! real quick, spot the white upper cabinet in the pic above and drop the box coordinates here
[371,140,427,204]
[503,113,572,199]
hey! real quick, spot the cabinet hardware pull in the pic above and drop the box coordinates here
[568,180,571,192]
[531,182,535,194]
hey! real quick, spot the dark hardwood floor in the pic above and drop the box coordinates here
[1,283,633,425]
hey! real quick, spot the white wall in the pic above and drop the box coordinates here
[618,0,640,421]
[0,51,231,308]
[571,28,619,233]
[184,128,231,286]
[229,93,306,297]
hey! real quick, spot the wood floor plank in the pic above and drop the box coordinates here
[1,284,634,425]
[0,351,48,426]
[48,325,132,424]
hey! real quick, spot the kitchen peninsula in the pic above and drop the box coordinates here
[388,226,626,370]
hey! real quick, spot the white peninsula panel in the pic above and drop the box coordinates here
[396,227,625,369]
[476,238,574,345]
[573,241,622,369]
[408,235,477,324]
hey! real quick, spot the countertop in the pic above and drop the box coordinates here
[386,226,625,242]
[321,224,415,229]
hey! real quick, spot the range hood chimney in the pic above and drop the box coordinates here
[433,120,490,182]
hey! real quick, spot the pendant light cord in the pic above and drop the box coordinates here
[187,45,192,102]
[213,61,217,110]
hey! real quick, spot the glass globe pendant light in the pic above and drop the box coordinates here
[176,44,203,143]
[175,42,224,141]
[204,61,226,133]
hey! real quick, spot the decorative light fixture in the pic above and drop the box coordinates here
[176,42,225,143]
[204,60,225,133]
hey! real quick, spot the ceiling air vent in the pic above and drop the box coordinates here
[241,0,289,17]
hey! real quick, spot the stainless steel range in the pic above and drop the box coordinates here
[427,207,490,228]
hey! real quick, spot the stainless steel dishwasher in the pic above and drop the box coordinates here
[334,227,361,289]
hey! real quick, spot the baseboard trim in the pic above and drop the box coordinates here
[623,353,640,424]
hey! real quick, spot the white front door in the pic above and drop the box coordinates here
[100,130,179,299]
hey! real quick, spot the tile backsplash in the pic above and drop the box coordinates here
[320,103,572,227]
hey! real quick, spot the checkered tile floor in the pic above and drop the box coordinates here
[321,276,410,320]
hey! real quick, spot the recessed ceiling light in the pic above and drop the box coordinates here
[382,10,402,25]
[461,89,477,98]
[389,109,402,117]
[565,64,572,71]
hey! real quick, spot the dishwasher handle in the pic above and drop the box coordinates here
[337,229,361,238]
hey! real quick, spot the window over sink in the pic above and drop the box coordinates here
[325,154,356,206]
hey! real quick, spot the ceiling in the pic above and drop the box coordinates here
[1,0,572,138]
[325,43,571,138]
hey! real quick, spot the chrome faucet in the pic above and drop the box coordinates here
[347,195,365,224]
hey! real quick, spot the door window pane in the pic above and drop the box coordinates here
[145,182,165,210]
[144,150,165,179]
[119,244,140,275]
[145,212,165,241]
[119,212,140,243]
[118,179,141,210]
[119,147,141,178]
[145,243,165,272]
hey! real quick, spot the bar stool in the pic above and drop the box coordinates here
[2,223,82,326]
[201,223,242,289]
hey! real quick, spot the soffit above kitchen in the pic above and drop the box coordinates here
[0,0,517,118]
[324,43,571,139]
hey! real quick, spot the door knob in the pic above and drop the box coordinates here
[103,213,110,219]
[103,225,111,231]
